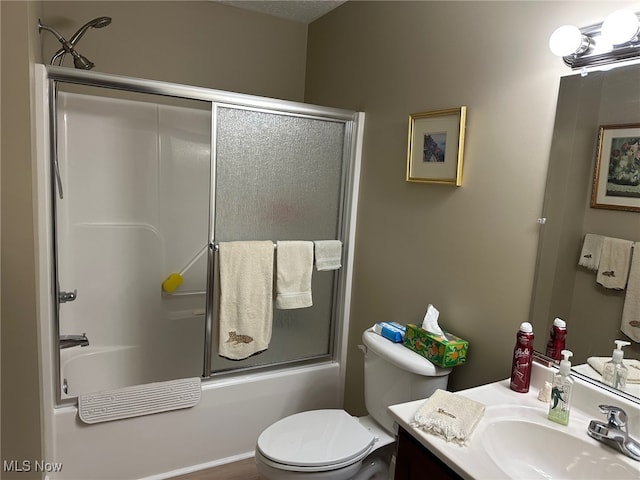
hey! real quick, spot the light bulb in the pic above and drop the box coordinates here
[601,9,640,45]
[549,25,585,57]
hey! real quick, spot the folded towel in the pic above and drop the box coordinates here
[597,237,633,290]
[621,243,640,342]
[410,389,485,445]
[218,241,274,360]
[314,240,342,271]
[579,234,604,271]
[587,357,640,384]
[275,241,313,309]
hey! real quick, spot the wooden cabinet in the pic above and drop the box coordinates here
[394,426,462,480]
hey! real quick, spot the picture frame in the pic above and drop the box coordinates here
[406,106,466,186]
[591,123,640,212]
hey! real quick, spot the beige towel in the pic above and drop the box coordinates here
[579,234,604,271]
[275,241,313,309]
[597,237,633,290]
[218,241,274,360]
[410,389,485,445]
[622,243,640,342]
[314,240,342,271]
[587,357,640,384]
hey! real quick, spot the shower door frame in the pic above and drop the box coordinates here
[41,65,363,405]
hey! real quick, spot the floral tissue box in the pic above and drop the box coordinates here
[403,323,468,368]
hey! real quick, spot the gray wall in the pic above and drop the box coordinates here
[304,0,629,415]
[1,2,43,478]
[38,1,308,101]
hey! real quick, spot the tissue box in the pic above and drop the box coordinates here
[403,324,468,367]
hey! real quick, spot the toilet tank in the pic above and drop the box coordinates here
[361,328,451,434]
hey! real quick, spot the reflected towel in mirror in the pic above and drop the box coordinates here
[622,242,640,343]
[596,237,633,290]
[587,357,640,383]
[579,233,604,271]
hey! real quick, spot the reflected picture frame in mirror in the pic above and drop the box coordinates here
[591,123,640,212]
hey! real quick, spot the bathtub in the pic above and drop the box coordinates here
[51,362,341,479]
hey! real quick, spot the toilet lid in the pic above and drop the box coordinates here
[257,409,375,470]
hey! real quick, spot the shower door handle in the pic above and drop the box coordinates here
[59,289,77,303]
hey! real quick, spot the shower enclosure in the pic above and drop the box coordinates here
[34,65,363,478]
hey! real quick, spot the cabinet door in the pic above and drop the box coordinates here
[394,427,461,480]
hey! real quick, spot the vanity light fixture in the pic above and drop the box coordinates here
[549,9,640,70]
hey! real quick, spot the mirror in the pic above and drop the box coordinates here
[530,63,640,399]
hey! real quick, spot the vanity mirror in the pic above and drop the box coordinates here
[530,62,640,400]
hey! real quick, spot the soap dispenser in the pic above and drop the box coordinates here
[602,340,631,390]
[548,349,574,426]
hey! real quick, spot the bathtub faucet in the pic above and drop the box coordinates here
[60,333,89,349]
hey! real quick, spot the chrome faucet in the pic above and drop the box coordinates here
[60,333,89,349]
[587,405,640,461]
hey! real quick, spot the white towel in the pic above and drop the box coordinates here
[218,241,274,360]
[587,357,640,383]
[314,240,342,271]
[597,237,633,290]
[621,243,640,342]
[579,233,604,271]
[275,241,313,309]
[410,389,485,446]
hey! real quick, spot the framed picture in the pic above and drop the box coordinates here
[591,123,640,212]
[406,106,466,186]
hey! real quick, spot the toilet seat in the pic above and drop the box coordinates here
[256,409,375,472]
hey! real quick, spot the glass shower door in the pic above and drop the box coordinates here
[211,106,348,372]
[55,85,211,397]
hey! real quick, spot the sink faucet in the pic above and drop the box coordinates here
[60,333,89,349]
[587,405,640,461]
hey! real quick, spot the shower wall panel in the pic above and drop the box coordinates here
[56,92,209,393]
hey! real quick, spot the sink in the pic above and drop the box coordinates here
[388,362,640,480]
[481,410,639,479]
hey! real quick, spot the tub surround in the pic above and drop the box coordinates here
[389,361,640,479]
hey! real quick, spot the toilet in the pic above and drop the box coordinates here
[255,327,452,479]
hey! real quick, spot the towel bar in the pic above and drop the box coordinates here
[212,242,277,251]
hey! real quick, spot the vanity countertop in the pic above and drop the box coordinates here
[388,362,640,479]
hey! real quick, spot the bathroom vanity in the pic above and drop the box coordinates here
[394,425,460,480]
[389,361,640,479]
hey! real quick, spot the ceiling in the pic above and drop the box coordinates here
[217,1,347,24]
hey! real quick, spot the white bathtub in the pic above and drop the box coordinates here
[60,345,148,398]
[51,362,341,479]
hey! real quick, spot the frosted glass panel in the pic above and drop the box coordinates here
[212,107,346,372]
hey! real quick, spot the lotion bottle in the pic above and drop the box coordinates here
[548,349,574,426]
[602,340,631,391]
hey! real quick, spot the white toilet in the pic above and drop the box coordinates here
[255,327,452,479]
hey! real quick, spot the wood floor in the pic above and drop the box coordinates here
[169,458,263,480]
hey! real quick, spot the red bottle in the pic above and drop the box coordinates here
[545,317,567,361]
[510,322,534,393]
